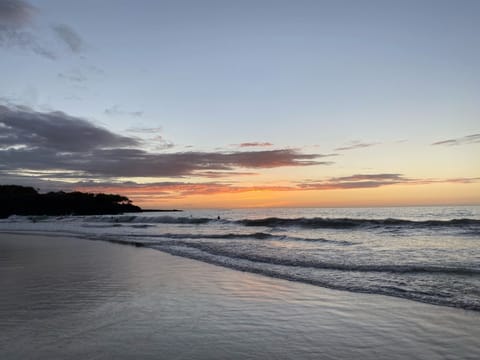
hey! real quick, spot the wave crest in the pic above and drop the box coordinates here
[238,217,480,229]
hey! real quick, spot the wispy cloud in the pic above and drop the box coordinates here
[238,142,273,148]
[73,181,296,199]
[127,126,163,134]
[52,23,83,53]
[299,173,407,190]
[2,169,477,203]
[68,174,479,202]
[58,70,87,83]
[192,171,258,178]
[431,133,480,146]
[0,94,22,106]
[0,0,56,59]
[58,66,105,85]
[298,173,478,191]
[105,105,144,117]
[335,141,379,151]
[146,135,174,150]
[123,126,174,150]
[0,0,86,58]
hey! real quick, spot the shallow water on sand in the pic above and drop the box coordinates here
[1,233,479,360]
[1,206,479,310]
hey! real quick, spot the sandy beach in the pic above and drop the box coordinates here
[1,232,479,360]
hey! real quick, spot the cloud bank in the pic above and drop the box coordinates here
[68,174,479,203]
[0,105,139,152]
[1,105,476,201]
[0,105,328,180]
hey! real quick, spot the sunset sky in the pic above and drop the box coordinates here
[1,0,479,208]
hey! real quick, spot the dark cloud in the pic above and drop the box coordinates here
[0,146,327,178]
[0,0,57,59]
[335,141,379,151]
[0,1,85,58]
[219,149,324,168]
[67,148,326,178]
[52,23,83,53]
[0,105,329,180]
[431,133,480,146]
[0,105,139,152]
[0,0,34,27]
[238,142,273,147]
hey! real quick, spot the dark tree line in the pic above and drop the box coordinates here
[0,185,141,218]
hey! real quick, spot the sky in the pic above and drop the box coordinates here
[0,0,479,208]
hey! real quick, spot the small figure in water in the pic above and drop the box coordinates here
[217,216,221,220]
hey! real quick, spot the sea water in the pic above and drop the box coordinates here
[1,206,479,311]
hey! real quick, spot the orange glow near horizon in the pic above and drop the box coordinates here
[74,181,480,209]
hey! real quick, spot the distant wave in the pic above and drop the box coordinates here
[238,217,480,229]
[84,215,480,229]
[3,214,479,230]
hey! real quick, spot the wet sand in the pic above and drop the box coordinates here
[1,232,479,359]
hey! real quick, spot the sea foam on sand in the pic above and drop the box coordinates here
[0,232,479,359]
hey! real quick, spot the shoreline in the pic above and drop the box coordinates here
[1,229,479,312]
[1,232,479,359]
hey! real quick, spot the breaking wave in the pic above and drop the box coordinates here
[4,214,479,231]
[237,217,480,229]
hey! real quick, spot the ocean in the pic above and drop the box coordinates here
[1,206,479,311]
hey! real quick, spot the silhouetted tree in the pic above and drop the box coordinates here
[0,185,141,218]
